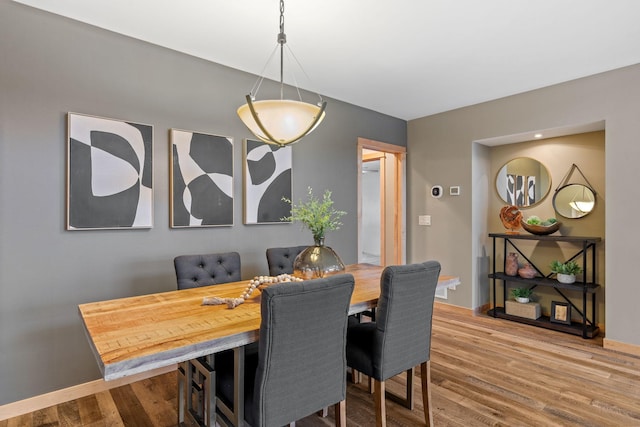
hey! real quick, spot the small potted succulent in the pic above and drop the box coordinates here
[511,287,534,304]
[550,260,582,284]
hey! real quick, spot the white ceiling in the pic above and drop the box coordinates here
[13,0,640,121]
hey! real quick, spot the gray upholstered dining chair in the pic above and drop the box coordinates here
[346,261,441,427]
[216,274,355,427]
[265,245,308,276]
[173,252,242,426]
[174,251,241,290]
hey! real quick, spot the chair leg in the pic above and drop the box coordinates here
[351,368,361,384]
[384,367,414,410]
[406,367,415,410]
[374,379,386,427]
[421,361,434,427]
[334,400,346,427]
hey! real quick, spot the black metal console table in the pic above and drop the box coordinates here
[487,233,601,339]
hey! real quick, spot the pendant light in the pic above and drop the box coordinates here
[237,0,326,147]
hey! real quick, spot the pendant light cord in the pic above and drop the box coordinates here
[278,0,286,99]
[246,0,325,105]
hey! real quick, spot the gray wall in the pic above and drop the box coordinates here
[0,2,406,404]
[408,63,640,350]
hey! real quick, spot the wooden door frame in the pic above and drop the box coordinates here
[357,137,406,265]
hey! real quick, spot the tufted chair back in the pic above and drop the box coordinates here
[265,246,308,276]
[174,252,241,289]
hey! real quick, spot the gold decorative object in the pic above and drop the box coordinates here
[499,205,522,234]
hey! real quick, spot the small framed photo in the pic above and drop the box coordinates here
[550,301,571,325]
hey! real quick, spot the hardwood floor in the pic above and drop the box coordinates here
[3,303,640,426]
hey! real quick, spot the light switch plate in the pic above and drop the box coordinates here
[418,215,431,226]
[450,186,460,196]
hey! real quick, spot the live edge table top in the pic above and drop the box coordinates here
[78,263,459,381]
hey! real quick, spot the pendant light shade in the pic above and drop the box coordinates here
[237,0,326,147]
[237,97,326,146]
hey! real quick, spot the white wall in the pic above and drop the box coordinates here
[361,166,381,259]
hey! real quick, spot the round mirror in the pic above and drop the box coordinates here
[495,157,551,208]
[553,184,596,219]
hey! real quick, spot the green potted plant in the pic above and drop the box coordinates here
[282,187,347,245]
[550,260,582,284]
[511,287,534,303]
[282,187,347,278]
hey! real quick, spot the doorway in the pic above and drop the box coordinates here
[357,138,406,266]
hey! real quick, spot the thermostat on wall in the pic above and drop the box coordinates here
[450,186,461,196]
[431,185,443,198]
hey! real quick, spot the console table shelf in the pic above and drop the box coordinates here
[486,307,600,338]
[488,233,601,339]
[488,273,600,293]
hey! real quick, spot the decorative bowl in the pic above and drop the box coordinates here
[520,220,562,236]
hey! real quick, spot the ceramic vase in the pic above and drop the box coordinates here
[518,263,537,279]
[505,252,519,276]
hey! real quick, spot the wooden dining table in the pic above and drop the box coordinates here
[78,263,460,381]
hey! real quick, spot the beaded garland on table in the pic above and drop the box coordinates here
[202,274,303,309]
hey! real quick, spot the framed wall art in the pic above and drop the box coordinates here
[550,301,572,325]
[243,139,292,224]
[170,129,234,227]
[507,174,536,207]
[67,113,153,230]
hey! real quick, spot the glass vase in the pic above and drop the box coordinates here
[293,237,345,279]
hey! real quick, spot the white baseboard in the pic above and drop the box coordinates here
[0,364,177,421]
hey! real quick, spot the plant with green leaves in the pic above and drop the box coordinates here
[525,215,558,226]
[549,260,582,275]
[511,287,534,299]
[282,187,347,243]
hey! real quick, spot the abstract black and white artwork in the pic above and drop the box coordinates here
[506,174,536,207]
[170,129,233,227]
[243,139,292,224]
[67,113,153,230]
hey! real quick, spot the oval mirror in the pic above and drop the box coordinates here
[495,157,551,208]
[553,184,596,219]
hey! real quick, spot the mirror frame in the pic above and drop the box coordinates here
[495,157,551,209]
[552,183,596,219]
